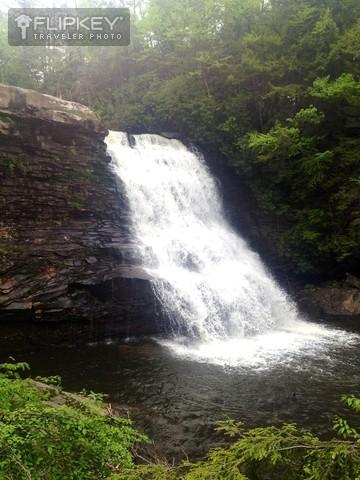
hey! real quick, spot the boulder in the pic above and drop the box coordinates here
[0,83,105,135]
[299,286,360,317]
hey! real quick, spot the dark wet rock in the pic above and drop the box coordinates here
[0,84,160,335]
[159,132,183,140]
[345,273,360,290]
[299,286,360,317]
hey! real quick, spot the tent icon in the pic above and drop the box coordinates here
[14,14,33,40]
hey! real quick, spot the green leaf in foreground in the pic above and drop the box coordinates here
[0,361,148,480]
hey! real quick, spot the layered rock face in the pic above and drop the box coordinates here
[0,84,159,335]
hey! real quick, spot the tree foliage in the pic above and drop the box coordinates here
[0,0,359,275]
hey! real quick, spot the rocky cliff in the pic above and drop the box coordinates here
[0,84,159,336]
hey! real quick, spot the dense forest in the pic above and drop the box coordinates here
[0,0,359,277]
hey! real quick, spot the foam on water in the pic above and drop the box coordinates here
[160,321,360,369]
[106,131,359,367]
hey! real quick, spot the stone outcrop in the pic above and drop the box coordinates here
[299,283,360,317]
[0,84,160,335]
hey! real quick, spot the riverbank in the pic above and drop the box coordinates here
[1,317,360,460]
[2,359,360,479]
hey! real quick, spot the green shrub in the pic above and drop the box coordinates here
[0,361,148,480]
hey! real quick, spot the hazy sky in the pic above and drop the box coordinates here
[0,0,128,10]
[0,0,80,9]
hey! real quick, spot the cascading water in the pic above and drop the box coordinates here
[106,131,357,367]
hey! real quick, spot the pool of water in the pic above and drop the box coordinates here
[1,318,360,459]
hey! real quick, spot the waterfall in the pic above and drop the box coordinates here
[106,131,301,342]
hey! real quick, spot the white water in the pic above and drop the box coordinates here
[106,131,358,367]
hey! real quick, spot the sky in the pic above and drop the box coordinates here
[0,1,80,9]
[0,0,130,10]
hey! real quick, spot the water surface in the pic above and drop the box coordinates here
[1,320,360,458]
